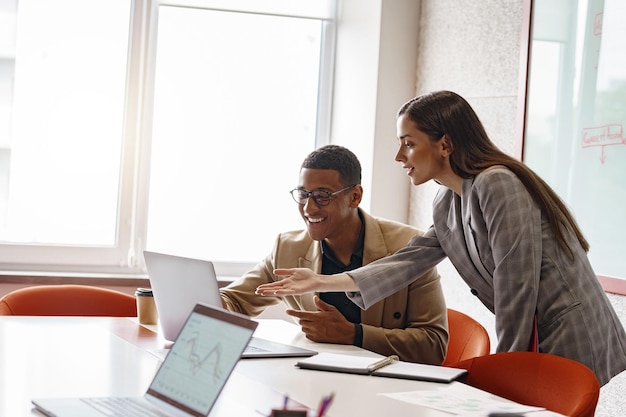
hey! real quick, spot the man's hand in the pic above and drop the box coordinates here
[286,296,356,345]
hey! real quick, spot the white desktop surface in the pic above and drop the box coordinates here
[0,316,161,416]
[0,316,562,417]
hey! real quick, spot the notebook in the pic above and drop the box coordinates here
[143,250,317,359]
[32,303,260,417]
[295,352,468,383]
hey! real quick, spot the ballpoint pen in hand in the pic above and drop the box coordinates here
[316,392,334,417]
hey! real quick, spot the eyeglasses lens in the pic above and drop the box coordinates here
[291,189,332,206]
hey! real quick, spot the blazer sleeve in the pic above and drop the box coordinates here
[360,266,448,365]
[347,226,447,310]
[220,237,284,316]
[220,231,315,316]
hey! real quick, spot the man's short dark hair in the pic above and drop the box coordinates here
[301,145,361,186]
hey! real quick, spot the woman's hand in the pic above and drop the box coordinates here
[255,268,321,296]
[255,268,357,296]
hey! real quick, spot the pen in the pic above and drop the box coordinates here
[283,394,289,409]
[367,354,399,372]
[316,392,334,417]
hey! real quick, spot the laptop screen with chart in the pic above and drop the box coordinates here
[147,304,257,414]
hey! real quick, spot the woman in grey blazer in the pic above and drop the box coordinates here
[257,90,626,386]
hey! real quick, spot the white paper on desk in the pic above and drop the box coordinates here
[381,384,545,416]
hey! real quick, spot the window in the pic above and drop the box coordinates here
[523,0,626,280]
[0,0,336,276]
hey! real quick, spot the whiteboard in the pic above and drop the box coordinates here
[522,0,626,280]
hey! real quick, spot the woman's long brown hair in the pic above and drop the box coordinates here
[398,91,589,256]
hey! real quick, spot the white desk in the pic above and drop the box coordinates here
[0,316,560,417]
[238,319,469,416]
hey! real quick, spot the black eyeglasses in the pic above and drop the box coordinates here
[290,184,356,206]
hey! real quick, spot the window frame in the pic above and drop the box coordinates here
[0,0,337,276]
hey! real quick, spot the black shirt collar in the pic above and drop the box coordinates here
[320,210,365,273]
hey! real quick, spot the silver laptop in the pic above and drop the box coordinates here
[32,303,259,417]
[143,250,317,359]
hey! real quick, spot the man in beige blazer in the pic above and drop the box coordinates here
[221,145,448,364]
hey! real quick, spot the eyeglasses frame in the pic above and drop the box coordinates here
[290,184,357,206]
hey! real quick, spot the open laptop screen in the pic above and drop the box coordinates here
[147,304,257,416]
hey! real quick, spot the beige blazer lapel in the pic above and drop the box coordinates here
[297,241,321,311]
[357,211,391,326]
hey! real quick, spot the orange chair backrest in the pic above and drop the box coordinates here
[454,352,600,417]
[0,284,137,317]
[443,308,491,366]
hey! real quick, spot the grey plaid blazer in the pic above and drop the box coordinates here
[348,166,626,386]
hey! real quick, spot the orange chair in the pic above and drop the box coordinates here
[454,352,600,417]
[443,308,491,366]
[0,284,137,317]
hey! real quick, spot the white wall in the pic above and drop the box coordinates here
[330,0,420,224]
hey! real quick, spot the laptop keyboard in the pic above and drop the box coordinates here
[81,397,171,417]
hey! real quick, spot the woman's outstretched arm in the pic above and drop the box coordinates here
[255,268,358,296]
